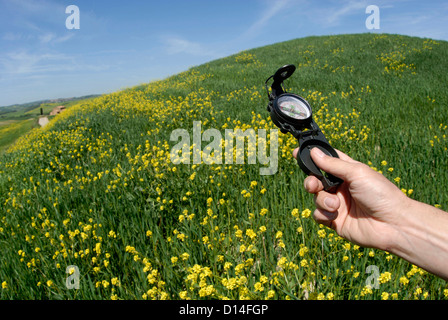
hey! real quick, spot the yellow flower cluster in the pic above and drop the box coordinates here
[429,123,447,150]
[233,51,265,72]
[373,36,439,77]
[296,44,355,74]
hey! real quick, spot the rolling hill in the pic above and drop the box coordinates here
[0,33,447,300]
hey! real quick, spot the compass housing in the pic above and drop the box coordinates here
[265,64,343,192]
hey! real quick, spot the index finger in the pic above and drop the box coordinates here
[334,148,359,164]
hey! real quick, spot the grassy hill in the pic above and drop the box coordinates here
[0,33,447,300]
[0,95,100,153]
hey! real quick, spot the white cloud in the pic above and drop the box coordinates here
[53,33,74,43]
[242,0,293,38]
[0,49,109,79]
[236,0,302,41]
[11,0,54,13]
[39,32,56,44]
[380,9,448,40]
[0,51,73,75]
[162,36,218,57]
[324,0,368,25]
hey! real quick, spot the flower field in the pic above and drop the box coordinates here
[0,33,447,299]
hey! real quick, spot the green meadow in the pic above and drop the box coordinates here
[0,96,99,153]
[0,33,447,299]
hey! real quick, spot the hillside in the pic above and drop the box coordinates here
[0,95,100,153]
[0,33,447,300]
[0,95,100,116]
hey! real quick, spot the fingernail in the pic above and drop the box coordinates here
[324,197,337,210]
[312,147,325,158]
[304,178,310,190]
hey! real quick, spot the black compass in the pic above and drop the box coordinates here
[265,64,343,192]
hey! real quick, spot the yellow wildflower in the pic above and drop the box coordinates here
[399,276,409,285]
[291,208,299,218]
[246,229,256,240]
[302,208,311,218]
[317,229,326,238]
[379,272,392,284]
[111,278,120,286]
[181,252,190,260]
[254,282,264,292]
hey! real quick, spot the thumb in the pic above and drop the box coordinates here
[310,147,357,181]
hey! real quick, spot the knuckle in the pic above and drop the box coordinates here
[351,163,370,178]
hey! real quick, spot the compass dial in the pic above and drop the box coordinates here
[277,95,311,120]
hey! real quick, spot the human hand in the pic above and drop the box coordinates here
[293,147,411,251]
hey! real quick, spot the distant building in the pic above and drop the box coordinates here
[50,105,66,116]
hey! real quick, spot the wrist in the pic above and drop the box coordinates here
[385,197,448,280]
[383,196,417,254]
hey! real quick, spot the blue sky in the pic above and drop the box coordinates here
[1,0,447,106]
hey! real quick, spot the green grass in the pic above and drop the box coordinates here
[0,33,447,300]
[0,118,37,153]
[0,96,99,152]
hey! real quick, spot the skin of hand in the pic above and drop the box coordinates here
[294,147,448,280]
[293,147,410,251]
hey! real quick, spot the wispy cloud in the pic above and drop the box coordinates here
[162,36,218,57]
[241,0,295,39]
[157,1,298,60]
[4,0,66,27]
[0,49,110,80]
[10,0,55,13]
[1,0,78,47]
[39,32,56,44]
[38,32,74,44]
[2,32,30,41]
[0,51,73,76]
[323,0,368,25]
[380,5,448,40]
